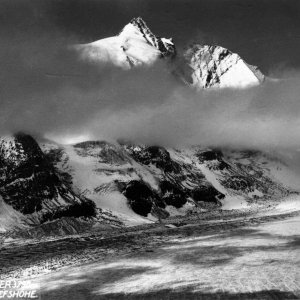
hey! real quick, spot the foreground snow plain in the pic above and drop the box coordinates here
[7,196,299,300]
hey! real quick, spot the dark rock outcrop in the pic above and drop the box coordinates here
[123,181,156,216]
[0,133,96,222]
[127,145,181,173]
[191,185,225,204]
[160,180,187,208]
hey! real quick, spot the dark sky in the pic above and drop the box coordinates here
[1,0,299,73]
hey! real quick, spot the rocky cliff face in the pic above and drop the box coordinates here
[0,133,96,231]
[129,17,176,58]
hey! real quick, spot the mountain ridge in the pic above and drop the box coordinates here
[1,18,296,237]
[73,17,265,90]
[0,133,298,236]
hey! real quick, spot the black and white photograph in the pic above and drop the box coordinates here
[0,0,299,299]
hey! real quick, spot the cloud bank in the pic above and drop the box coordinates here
[1,33,300,152]
[80,71,300,150]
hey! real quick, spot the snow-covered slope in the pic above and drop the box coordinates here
[41,140,296,222]
[181,44,265,89]
[73,17,176,69]
[0,133,298,234]
[43,141,154,226]
[0,195,25,233]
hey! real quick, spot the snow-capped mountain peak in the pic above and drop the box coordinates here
[73,17,176,69]
[182,44,265,89]
[129,17,175,57]
[73,18,264,90]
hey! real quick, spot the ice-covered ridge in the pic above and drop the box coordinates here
[129,17,175,57]
[183,44,265,89]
